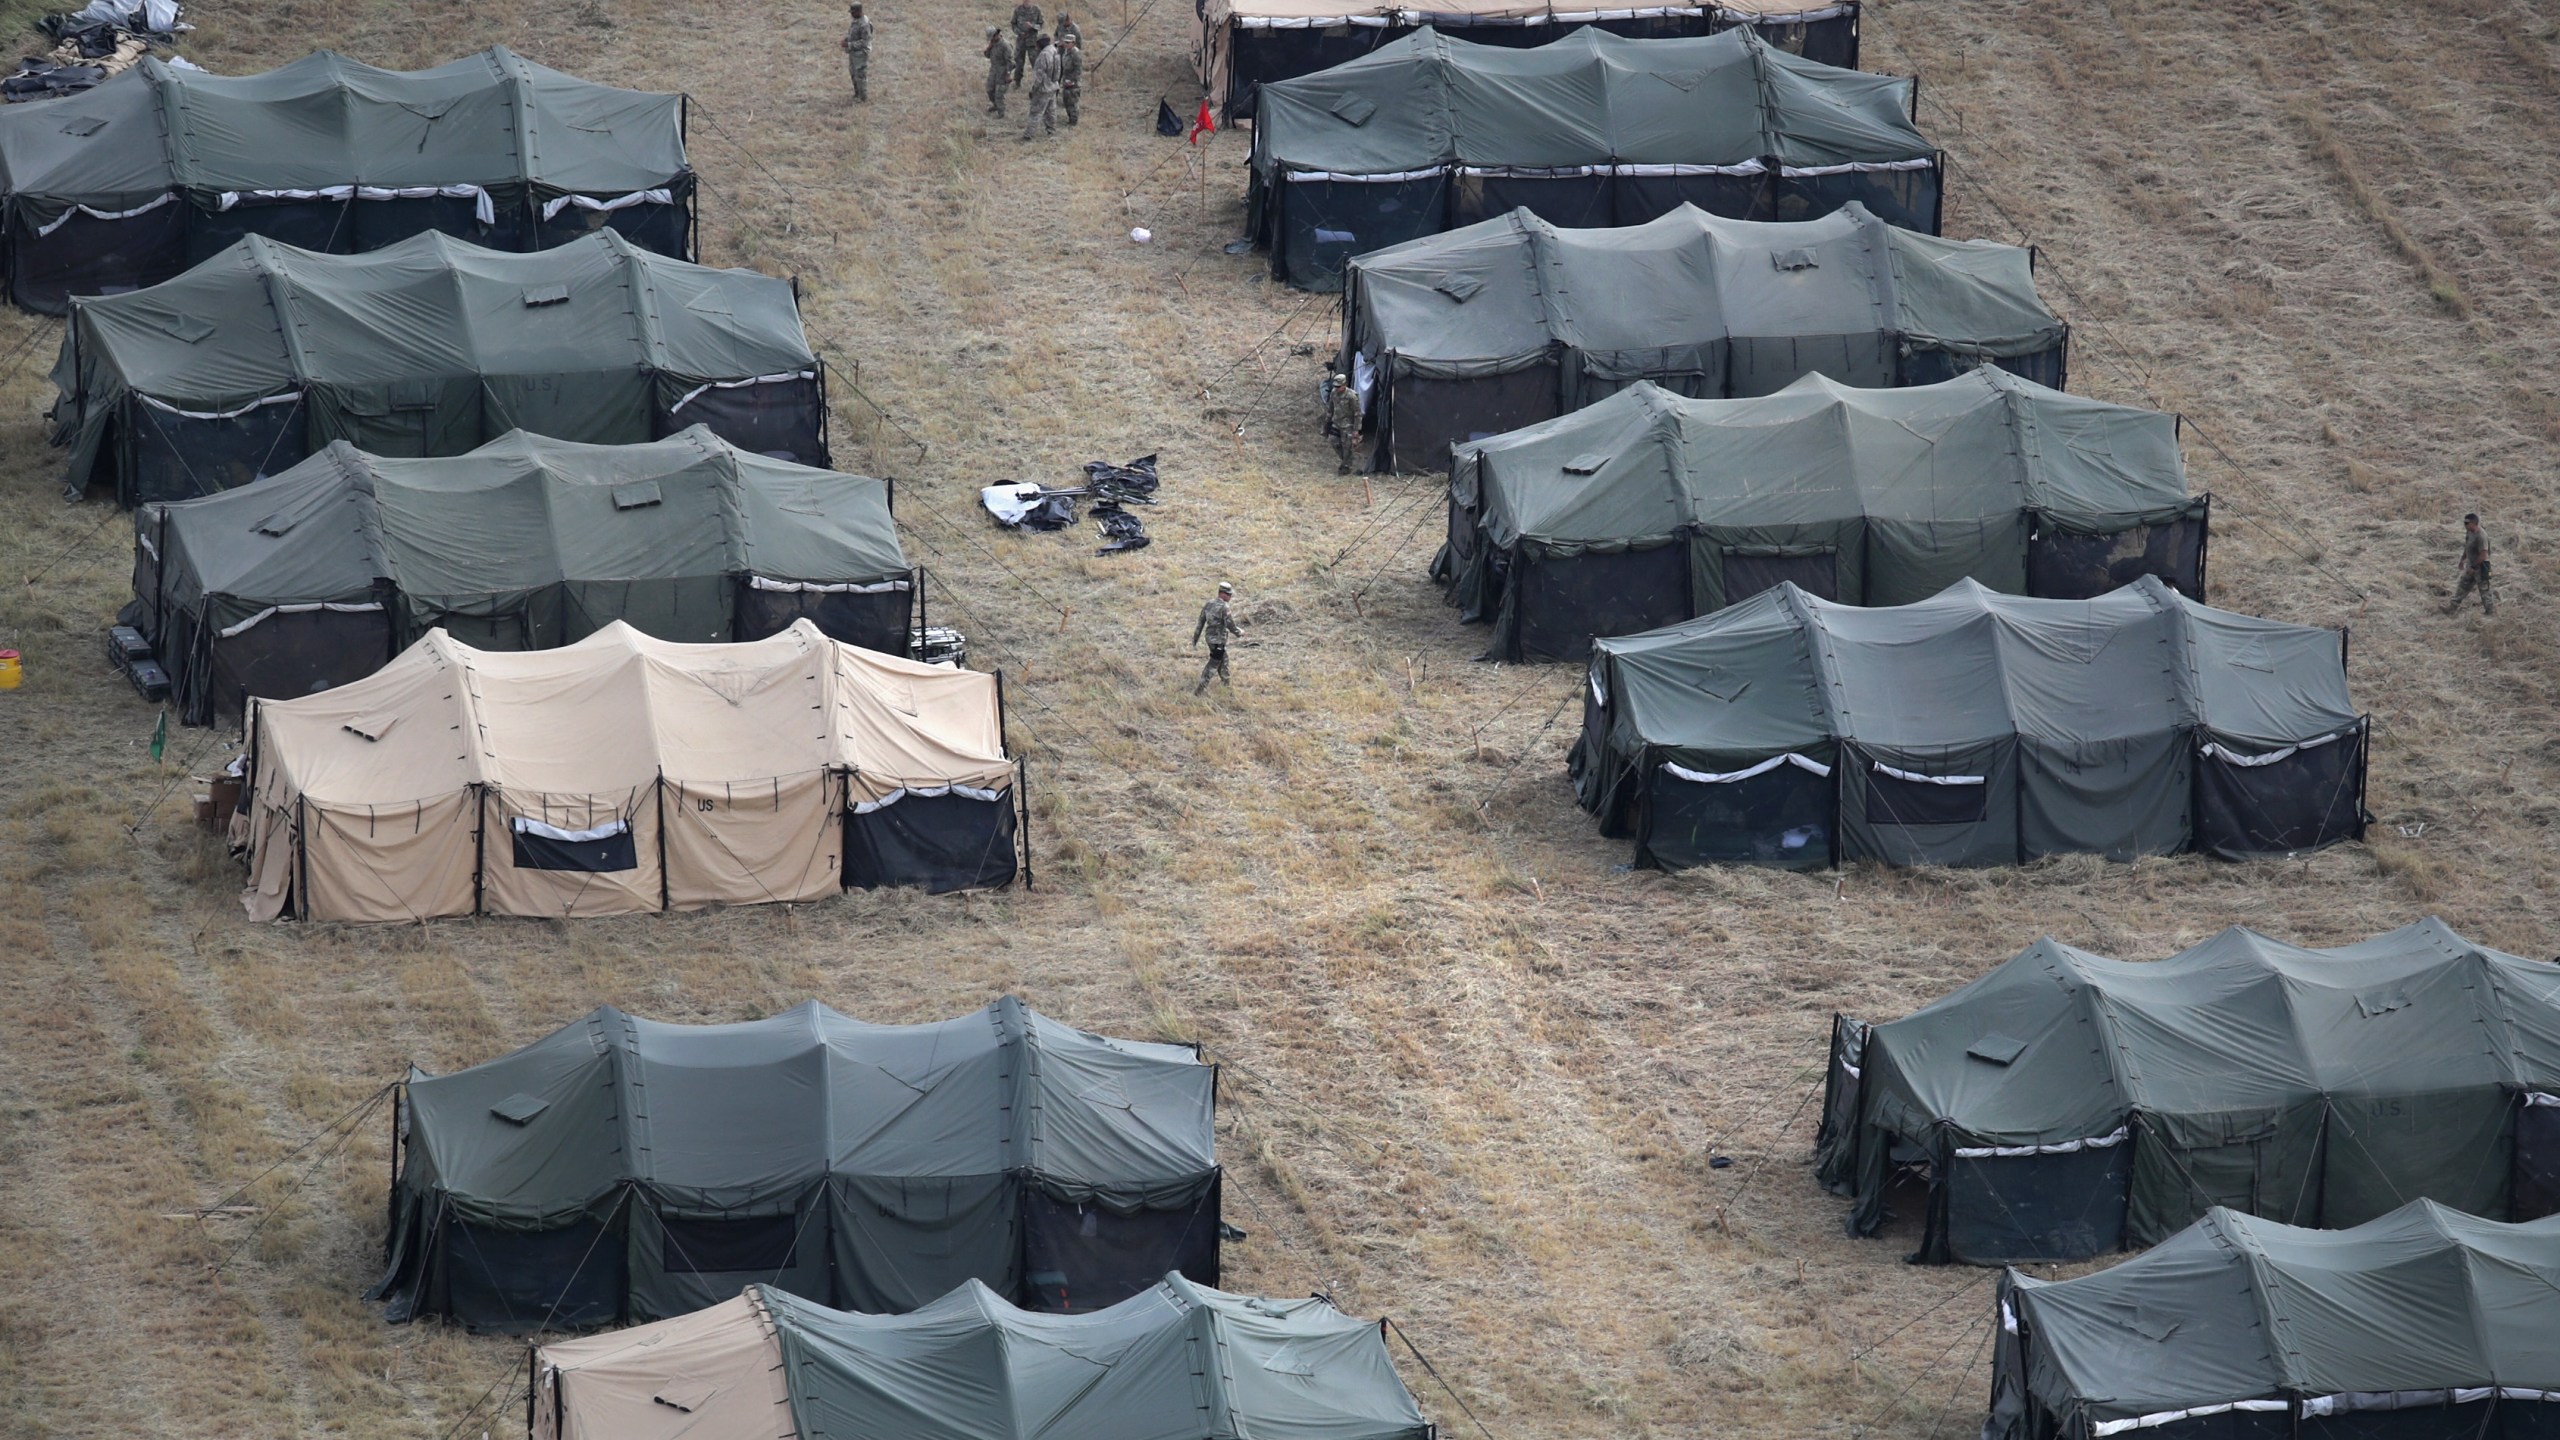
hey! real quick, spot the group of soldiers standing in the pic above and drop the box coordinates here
[985,3,1083,139]
[841,4,1084,139]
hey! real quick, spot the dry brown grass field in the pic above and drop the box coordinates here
[3,0,2559,1434]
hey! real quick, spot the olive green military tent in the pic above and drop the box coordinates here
[239,620,1020,921]
[1202,0,1857,122]
[50,229,824,508]
[375,999,1222,1334]
[1572,577,2367,869]
[1341,203,2063,471]
[532,1276,1429,1440]
[1249,25,1935,289]
[126,427,914,728]
[1439,372,2201,660]
[0,47,693,314]
[1988,1201,2560,1440]
[1816,920,2560,1267]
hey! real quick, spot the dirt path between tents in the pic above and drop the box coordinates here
[5,0,2560,1436]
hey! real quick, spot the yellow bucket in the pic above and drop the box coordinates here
[0,649,19,690]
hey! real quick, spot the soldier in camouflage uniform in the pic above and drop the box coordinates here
[1009,0,1043,86]
[984,27,1011,117]
[1057,33,1082,126]
[2447,512,2496,616]
[841,4,873,102]
[1055,9,1080,45]
[1021,33,1061,140]
[1192,581,1244,694]
[1326,371,1362,474]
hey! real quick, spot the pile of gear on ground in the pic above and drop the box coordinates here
[980,453,1160,554]
[7,0,188,102]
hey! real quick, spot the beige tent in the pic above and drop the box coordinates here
[237,619,1019,922]
[532,1292,790,1440]
[1199,0,1859,120]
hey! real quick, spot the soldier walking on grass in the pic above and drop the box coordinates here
[1009,0,1043,86]
[2447,511,2496,616]
[1058,32,1082,126]
[842,4,873,102]
[1055,9,1080,45]
[1193,581,1245,694]
[984,26,1011,116]
[1327,372,1362,474]
[1022,33,1061,140]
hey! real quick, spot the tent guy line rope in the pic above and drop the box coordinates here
[1707,1070,1827,1228]
[1387,1316,1504,1440]
[1847,1268,1990,1367]
[689,100,843,244]
[1856,1310,1990,1438]
[812,346,931,461]
[124,724,230,843]
[1347,485,1446,607]
[207,1082,396,1283]
[1472,686,1578,815]
[1318,476,1435,572]
[1924,1303,2002,1440]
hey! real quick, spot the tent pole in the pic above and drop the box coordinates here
[385,1079,401,1259]
[2197,492,2213,601]
[655,770,670,913]
[915,563,926,660]
[1019,756,1034,891]
[470,783,486,917]
[293,794,309,922]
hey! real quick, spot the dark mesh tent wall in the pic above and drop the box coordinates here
[1267,164,1941,288]
[844,785,1025,895]
[1636,753,1834,869]
[98,375,829,508]
[1500,543,1689,663]
[7,201,188,310]
[383,1174,1222,1332]
[2026,506,2207,600]
[656,372,828,467]
[123,395,311,508]
[1603,706,2363,872]
[10,184,703,314]
[733,580,914,656]
[2192,723,2371,860]
[1021,1178,1225,1313]
[1385,365,1559,471]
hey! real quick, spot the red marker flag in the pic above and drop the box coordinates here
[1190,97,1216,145]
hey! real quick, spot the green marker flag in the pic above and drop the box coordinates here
[149,708,167,762]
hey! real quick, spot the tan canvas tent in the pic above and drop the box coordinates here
[532,1293,789,1439]
[237,619,1019,922]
